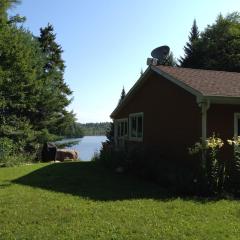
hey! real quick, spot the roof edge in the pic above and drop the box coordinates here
[151,66,203,98]
[110,67,152,118]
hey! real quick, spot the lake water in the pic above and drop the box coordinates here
[59,136,107,161]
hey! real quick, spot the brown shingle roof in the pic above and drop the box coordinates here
[153,66,240,97]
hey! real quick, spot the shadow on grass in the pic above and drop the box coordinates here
[13,161,172,201]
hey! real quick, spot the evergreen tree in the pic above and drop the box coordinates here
[0,0,20,24]
[37,24,74,136]
[179,12,240,72]
[118,87,126,105]
[179,19,199,67]
[194,12,240,72]
[0,20,46,152]
[163,52,177,66]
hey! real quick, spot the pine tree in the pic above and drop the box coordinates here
[179,12,240,72]
[0,0,20,24]
[0,19,46,152]
[163,52,177,66]
[37,23,74,136]
[118,87,126,105]
[179,19,199,67]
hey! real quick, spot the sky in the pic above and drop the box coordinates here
[10,0,240,123]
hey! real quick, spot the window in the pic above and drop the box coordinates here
[116,118,128,138]
[129,112,143,141]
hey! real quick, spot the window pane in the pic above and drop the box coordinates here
[137,116,143,138]
[131,117,137,137]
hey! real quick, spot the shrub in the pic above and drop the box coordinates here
[189,134,227,196]
[98,142,200,195]
[0,137,35,167]
[97,142,128,169]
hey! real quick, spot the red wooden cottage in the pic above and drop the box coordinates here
[110,66,240,162]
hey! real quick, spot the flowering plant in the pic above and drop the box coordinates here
[227,136,240,147]
[188,134,224,155]
[206,135,224,149]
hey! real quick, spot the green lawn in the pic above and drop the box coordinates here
[0,162,240,240]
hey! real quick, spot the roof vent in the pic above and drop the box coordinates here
[147,46,170,66]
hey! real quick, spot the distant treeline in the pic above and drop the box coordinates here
[80,122,111,136]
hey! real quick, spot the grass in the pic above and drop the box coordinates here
[0,162,240,239]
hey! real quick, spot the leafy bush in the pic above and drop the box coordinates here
[0,137,36,167]
[97,142,128,169]
[97,142,199,195]
[188,134,226,195]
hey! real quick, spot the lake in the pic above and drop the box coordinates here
[58,136,107,161]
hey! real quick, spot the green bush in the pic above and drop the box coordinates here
[98,142,200,195]
[97,142,128,169]
[0,137,36,167]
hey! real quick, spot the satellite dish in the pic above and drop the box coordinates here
[151,46,170,63]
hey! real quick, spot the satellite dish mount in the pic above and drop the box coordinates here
[147,45,170,66]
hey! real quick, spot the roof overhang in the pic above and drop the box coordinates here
[110,66,240,119]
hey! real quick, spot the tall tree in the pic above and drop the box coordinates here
[0,0,20,24]
[179,12,240,72]
[37,24,74,136]
[194,12,240,72]
[118,87,126,105]
[179,19,199,67]
[163,52,177,66]
[0,21,46,152]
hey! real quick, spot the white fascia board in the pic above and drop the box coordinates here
[205,96,240,105]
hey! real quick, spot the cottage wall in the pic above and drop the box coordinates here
[114,72,202,162]
[207,104,240,162]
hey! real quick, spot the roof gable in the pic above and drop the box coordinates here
[111,66,240,118]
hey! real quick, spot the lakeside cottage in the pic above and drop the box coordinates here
[110,66,240,162]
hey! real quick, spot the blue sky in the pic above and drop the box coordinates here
[11,0,240,123]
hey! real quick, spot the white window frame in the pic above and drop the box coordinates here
[234,113,240,138]
[116,118,128,139]
[129,112,144,141]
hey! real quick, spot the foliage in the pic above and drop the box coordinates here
[80,122,110,136]
[189,134,227,195]
[118,87,126,105]
[0,2,80,164]
[0,137,36,167]
[179,19,199,67]
[98,143,198,194]
[179,12,240,72]
[227,137,240,195]
[0,0,21,24]
[106,121,114,144]
[37,24,77,137]
[162,51,177,66]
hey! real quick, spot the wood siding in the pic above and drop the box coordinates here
[114,72,202,162]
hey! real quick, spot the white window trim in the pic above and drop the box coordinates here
[116,118,128,139]
[234,113,240,138]
[129,112,144,142]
